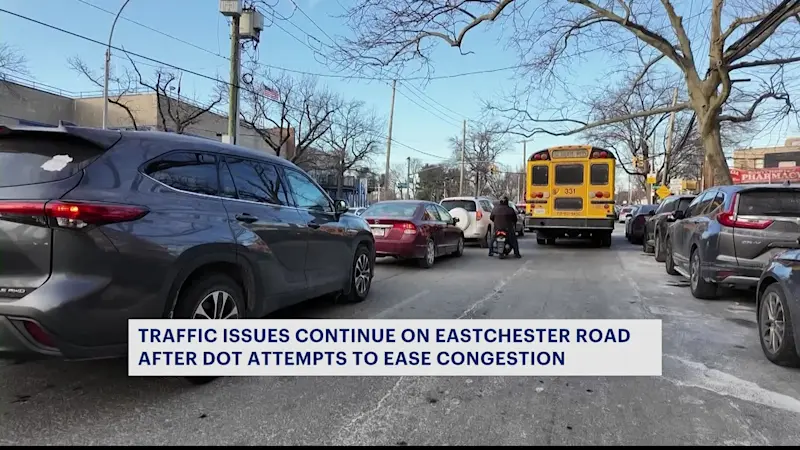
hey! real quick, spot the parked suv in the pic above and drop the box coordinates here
[440,196,494,247]
[0,124,375,371]
[643,194,695,260]
[664,184,800,299]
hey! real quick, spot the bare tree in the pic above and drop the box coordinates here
[127,55,223,134]
[240,70,339,163]
[323,99,384,198]
[67,56,141,130]
[335,0,800,187]
[449,122,510,196]
[0,43,26,79]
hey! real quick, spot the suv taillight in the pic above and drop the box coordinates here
[716,193,774,230]
[0,201,149,229]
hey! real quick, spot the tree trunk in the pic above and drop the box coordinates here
[336,162,345,200]
[699,123,733,188]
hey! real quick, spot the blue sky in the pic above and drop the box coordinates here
[1,0,797,177]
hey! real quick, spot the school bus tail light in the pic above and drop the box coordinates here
[590,150,609,158]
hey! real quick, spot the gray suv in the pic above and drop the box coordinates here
[664,184,800,299]
[0,124,375,364]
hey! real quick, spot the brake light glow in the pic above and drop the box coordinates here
[0,200,149,229]
[392,222,417,234]
[595,191,604,198]
[717,193,774,230]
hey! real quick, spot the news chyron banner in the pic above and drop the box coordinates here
[128,319,662,377]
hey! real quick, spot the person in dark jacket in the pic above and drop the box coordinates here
[488,196,521,258]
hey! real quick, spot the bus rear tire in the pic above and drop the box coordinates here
[600,232,612,248]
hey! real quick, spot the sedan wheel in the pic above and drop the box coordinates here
[419,239,436,269]
[759,285,800,367]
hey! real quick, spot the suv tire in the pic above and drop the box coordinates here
[341,244,373,303]
[173,272,246,386]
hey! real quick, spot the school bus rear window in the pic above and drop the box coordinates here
[531,166,548,185]
[555,164,583,185]
[590,164,609,185]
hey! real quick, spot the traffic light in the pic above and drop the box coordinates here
[490,164,498,175]
[632,156,640,168]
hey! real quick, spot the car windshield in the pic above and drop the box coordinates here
[440,199,477,212]
[362,202,418,218]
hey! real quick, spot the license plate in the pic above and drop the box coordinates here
[534,208,545,215]
[371,227,385,237]
[496,237,506,242]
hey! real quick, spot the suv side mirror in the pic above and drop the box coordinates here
[669,210,685,222]
[334,199,349,214]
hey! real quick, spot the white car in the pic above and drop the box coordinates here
[440,196,495,248]
[618,206,635,223]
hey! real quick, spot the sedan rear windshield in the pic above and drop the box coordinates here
[739,190,800,217]
[362,203,419,218]
[440,200,477,212]
[0,135,103,187]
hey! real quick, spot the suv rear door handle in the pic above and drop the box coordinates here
[235,213,258,223]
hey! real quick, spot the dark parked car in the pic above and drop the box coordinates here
[0,124,375,377]
[362,200,464,268]
[664,184,800,299]
[627,204,658,245]
[757,250,800,368]
[643,194,696,260]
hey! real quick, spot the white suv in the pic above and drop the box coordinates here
[440,196,494,248]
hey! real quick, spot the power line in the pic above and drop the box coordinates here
[71,0,469,129]
[0,7,448,161]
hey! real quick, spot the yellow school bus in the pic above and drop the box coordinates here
[524,145,616,247]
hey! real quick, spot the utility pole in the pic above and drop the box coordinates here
[406,157,412,200]
[459,119,466,196]
[384,80,397,200]
[226,14,241,144]
[522,140,527,203]
[662,88,679,188]
[102,0,132,130]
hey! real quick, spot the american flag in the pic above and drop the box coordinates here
[262,84,280,101]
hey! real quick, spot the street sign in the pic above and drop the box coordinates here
[656,185,671,199]
[646,173,657,184]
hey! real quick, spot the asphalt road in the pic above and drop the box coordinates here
[2,225,799,445]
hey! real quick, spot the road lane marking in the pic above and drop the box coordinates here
[337,261,533,443]
[665,354,800,415]
[457,260,532,319]
[370,290,431,319]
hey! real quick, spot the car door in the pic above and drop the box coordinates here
[650,198,676,241]
[423,203,448,253]
[282,167,349,294]
[676,190,715,268]
[435,204,461,249]
[220,157,309,310]
[662,196,694,238]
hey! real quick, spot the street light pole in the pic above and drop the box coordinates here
[102,0,132,130]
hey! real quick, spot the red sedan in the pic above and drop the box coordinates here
[362,200,465,268]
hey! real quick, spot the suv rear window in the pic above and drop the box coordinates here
[440,200,477,212]
[738,190,800,217]
[0,135,103,187]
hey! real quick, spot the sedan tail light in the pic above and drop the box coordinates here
[393,222,417,234]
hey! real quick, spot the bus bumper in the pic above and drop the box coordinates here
[526,217,615,231]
